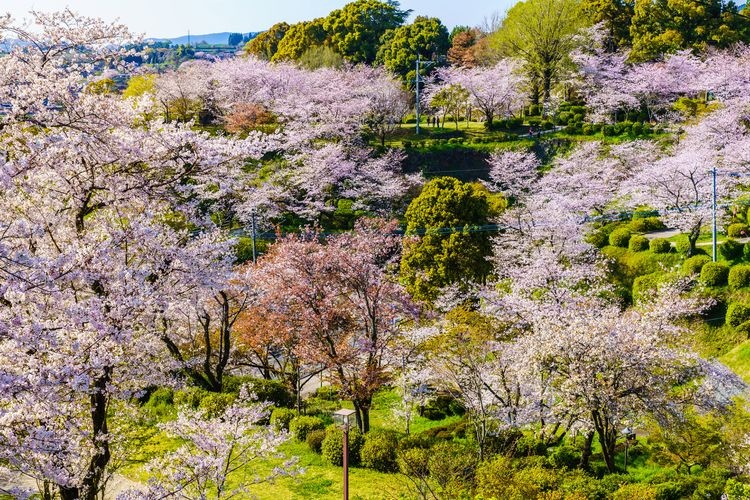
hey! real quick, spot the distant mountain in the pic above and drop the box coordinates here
[150,32,260,46]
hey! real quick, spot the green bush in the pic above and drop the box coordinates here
[650,238,672,253]
[682,255,711,275]
[744,242,750,260]
[582,124,594,135]
[632,272,664,302]
[143,387,175,418]
[609,227,633,248]
[173,387,208,409]
[675,237,692,256]
[289,416,325,442]
[721,238,744,261]
[321,425,364,466]
[631,122,643,135]
[729,265,750,289]
[727,303,750,328]
[306,429,327,454]
[428,443,478,497]
[398,434,434,451]
[546,445,581,470]
[700,262,730,287]
[198,392,236,417]
[629,235,650,252]
[613,483,658,499]
[728,223,749,237]
[360,431,399,472]
[270,407,296,431]
[397,447,430,477]
[514,435,547,456]
[223,376,294,408]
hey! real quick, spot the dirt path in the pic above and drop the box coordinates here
[0,470,143,499]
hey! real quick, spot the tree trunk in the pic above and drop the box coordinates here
[592,410,617,473]
[59,487,79,500]
[687,222,701,257]
[579,431,595,469]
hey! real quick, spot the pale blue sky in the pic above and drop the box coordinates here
[3,1,513,38]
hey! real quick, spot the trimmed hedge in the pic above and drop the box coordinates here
[289,416,325,442]
[649,238,672,254]
[720,238,744,261]
[360,432,399,472]
[700,262,730,287]
[322,425,364,466]
[729,265,750,289]
[682,255,711,275]
[629,235,650,252]
[727,303,750,328]
[728,223,749,238]
[609,227,633,248]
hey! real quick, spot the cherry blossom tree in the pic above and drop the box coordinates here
[0,10,273,498]
[429,61,524,126]
[119,387,300,500]
[249,219,417,432]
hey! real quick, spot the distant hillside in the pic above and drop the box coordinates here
[150,32,260,46]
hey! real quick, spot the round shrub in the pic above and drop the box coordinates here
[270,407,296,431]
[632,272,664,303]
[729,264,750,289]
[727,303,750,328]
[675,237,692,256]
[398,447,430,477]
[321,425,364,466]
[682,255,711,275]
[629,235,650,252]
[728,223,749,237]
[700,262,730,287]
[546,445,581,470]
[360,431,399,472]
[306,429,326,454]
[173,387,208,409]
[612,483,658,500]
[649,238,672,254]
[289,416,325,442]
[609,227,633,248]
[721,238,744,261]
[223,376,294,408]
[198,392,236,418]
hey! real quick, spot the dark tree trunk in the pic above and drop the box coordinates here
[579,431,595,469]
[592,410,617,473]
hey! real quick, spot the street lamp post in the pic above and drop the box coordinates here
[334,408,356,500]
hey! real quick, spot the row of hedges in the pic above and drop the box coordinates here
[588,217,665,249]
[565,122,656,137]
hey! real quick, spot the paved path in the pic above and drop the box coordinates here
[643,229,750,247]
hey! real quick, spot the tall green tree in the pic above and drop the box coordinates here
[629,0,749,61]
[400,177,497,303]
[582,0,635,50]
[324,0,410,64]
[272,19,327,62]
[376,16,450,84]
[244,22,290,60]
[490,0,585,103]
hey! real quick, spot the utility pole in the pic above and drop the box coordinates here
[712,166,718,262]
[251,209,258,264]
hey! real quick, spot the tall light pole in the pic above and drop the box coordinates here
[334,408,356,500]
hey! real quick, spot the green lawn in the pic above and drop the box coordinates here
[721,340,750,383]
